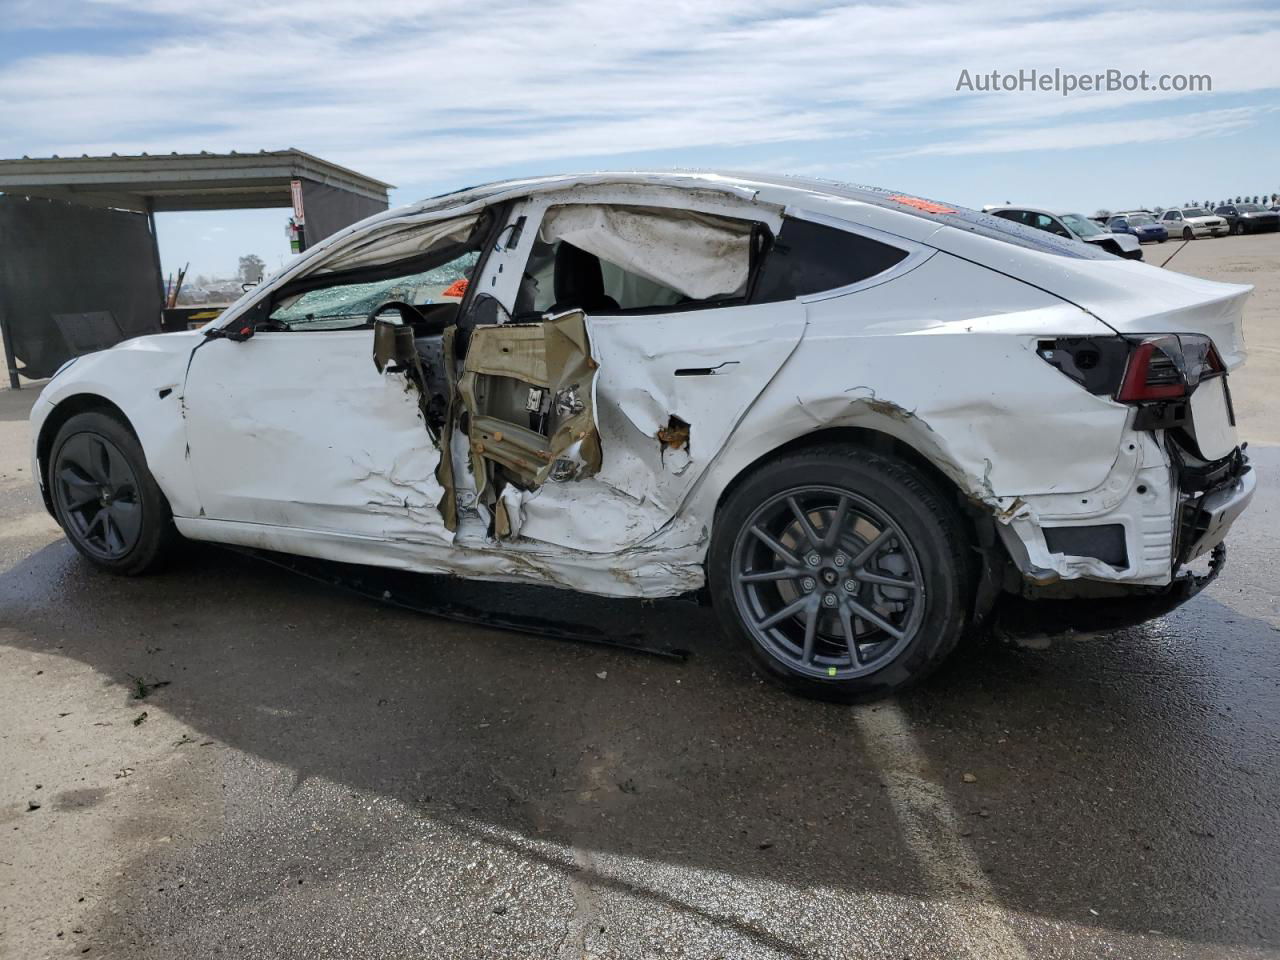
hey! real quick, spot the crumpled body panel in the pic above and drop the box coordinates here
[181,331,454,544]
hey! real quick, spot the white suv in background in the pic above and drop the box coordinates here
[1161,208,1229,240]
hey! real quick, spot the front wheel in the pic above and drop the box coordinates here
[1233,222,1245,236]
[1183,227,1194,241]
[49,411,175,575]
[709,446,973,702]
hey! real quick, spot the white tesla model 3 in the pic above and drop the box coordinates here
[29,173,1255,700]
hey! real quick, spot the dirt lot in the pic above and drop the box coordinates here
[1,232,1278,959]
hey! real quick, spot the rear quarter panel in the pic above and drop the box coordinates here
[686,252,1129,520]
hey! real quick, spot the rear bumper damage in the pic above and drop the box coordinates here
[989,439,1251,632]
[1171,445,1253,566]
[992,542,1227,637]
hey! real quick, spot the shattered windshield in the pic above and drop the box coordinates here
[269,252,479,330]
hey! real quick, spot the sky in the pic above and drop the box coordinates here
[1,0,1278,278]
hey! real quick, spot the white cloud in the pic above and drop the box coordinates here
[1,0,1277,193]
[898,105,1274,158]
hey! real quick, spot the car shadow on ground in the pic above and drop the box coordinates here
[1,538,1276,953]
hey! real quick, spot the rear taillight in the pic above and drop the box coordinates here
[1115,334,1225,402]
[1039,333,1227,416]
[1116,336,1186,402]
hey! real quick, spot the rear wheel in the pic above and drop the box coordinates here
[1233,222,1245,236]
[49,411,175,575]
[709,446,972,702]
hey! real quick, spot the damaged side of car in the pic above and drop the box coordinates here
[160,179,802,595]
[149,175,1255,607]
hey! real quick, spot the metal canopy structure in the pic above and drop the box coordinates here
[0,149,395,388]
[0,148,393,213]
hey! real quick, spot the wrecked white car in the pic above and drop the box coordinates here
[30,173,1255,699]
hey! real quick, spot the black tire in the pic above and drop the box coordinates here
[709,445,973,702]
[49,411,175,575]
[1183,227,1194,241]
[1233,222,1244,236]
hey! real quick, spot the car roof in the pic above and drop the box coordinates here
[286,171,1113,278]
[411,171,1007,229]
[381,173,1112,262]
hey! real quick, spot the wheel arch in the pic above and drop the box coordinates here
[708,424,1009,623]
[714,426,965,519]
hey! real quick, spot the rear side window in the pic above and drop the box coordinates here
[992,209,1027,226]
[514,203,759,318]
[751,218,908,302]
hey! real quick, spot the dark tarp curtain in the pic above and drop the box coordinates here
[0,195,163,378]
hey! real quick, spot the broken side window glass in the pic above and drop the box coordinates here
[750,217,909,303]
[269,250,480,331]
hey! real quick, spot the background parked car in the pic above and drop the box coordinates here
[1160,208,1229,240]
[1214,203,1280,235]
[1108,212,1169,243]
[987,207,1143,259]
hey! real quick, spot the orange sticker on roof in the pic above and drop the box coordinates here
[888,194,956,214]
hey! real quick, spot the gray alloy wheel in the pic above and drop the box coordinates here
[709,445,973,701]
[729,485,926,680]
[53,431,144,561]
[48,411,175,574]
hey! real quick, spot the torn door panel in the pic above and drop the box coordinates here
[371,314,448,436]
[507,479,706,554]
[456,310,602,530]
[180,328,455,542]
[505,393,698,552]
[507,300,808,553]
